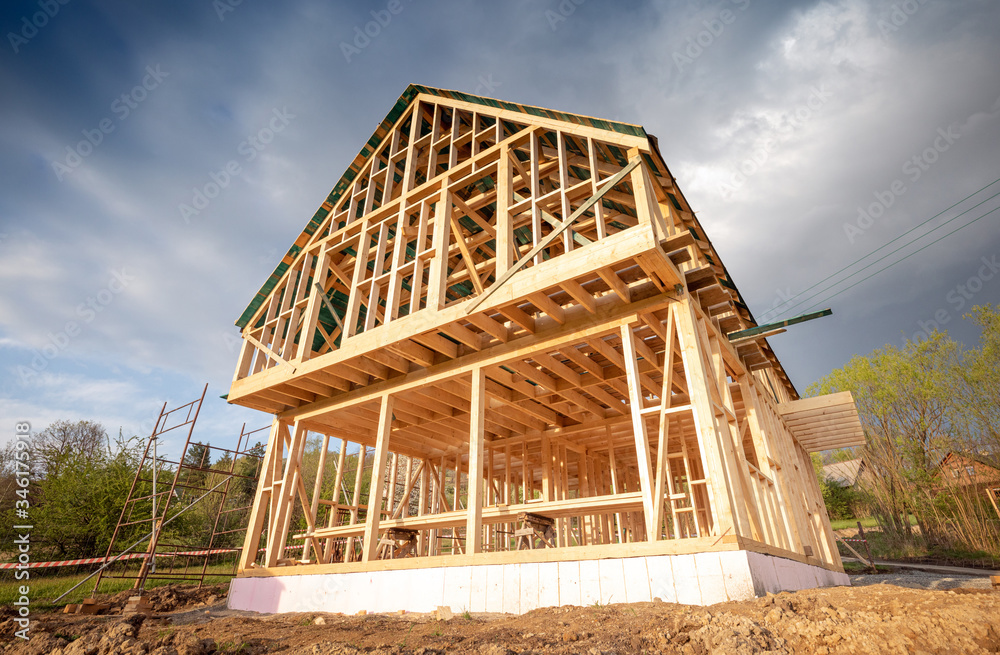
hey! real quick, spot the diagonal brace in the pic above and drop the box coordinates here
[466,156,641,313]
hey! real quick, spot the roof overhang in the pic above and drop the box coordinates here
[776,391,865,453]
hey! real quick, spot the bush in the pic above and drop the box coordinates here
[821,479,859,521]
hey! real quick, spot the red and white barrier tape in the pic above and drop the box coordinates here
[0,548,241,570]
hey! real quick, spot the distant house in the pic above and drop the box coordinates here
[937,452,1000,488]
[822,458,867,488]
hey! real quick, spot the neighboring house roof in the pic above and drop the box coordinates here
[938,450,999,468]
[936,451,1000,480]
[822,458,863,486]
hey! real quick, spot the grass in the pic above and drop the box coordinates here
[841,561,893,574]
[829,516,879,531]
[399,623,416,649]
[834,519,1000,568]
[0,562,236,612]
[829,515,919,531]
[52,632,80,642]
[923,544,1000,567]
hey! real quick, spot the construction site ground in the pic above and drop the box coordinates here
[2,570,998,655]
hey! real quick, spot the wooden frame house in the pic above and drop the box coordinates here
[226,85,865,614]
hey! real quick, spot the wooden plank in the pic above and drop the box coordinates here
[265,421,308,567]
[620,324,656,540]
[528,292,566,325]
[496,142,513,275]
[467,312,511,343]
[361,395,394,562]
[466,367,486,554]
[451,216,486,295]
[238,419,281,571]
[427,187,451,311]
[562,279,597,314]
[673,298,735,538]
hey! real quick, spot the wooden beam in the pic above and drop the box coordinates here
[620,324,657,540]
[466,367,486,554]
[361,395,394,562]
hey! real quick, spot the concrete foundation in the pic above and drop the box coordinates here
[228,550,850,614]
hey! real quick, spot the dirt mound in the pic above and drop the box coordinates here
[2,614,230,655]
[104,584,228,614]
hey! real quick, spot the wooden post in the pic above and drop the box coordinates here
[620,324,658,540]
[673,297,736,538]
[418,460,429,555]
[306,432,332,562]
[857,521,877,571]
[541,435,553,502]
[322,438,349,563]
[496,142,513,275]
[238,418,281,571]
[466,367,486,554]
[344,445,367,562]
[265,421,308,567]
[427,187,451,311]
[362,395,394,562]
[297,244,329,360]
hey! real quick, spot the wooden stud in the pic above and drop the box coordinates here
[466,367,486,554]
[362,396,395,562]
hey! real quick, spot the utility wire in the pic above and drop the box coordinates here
[797,204,1000,316]
[771,187,1000,320]
[763,176,1000,320]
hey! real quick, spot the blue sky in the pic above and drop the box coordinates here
[2,0,999,457]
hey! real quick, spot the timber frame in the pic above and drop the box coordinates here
[228,85,864,582]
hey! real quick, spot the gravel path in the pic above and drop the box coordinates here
[850,569,994,590]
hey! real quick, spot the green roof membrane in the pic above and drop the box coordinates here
[236,84,649,329]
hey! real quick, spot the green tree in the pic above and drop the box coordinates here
[180,441,212,494]
[808,331,960,541]
[0,421,144,559]
[954,305,1000,467]
[232,442,265,505]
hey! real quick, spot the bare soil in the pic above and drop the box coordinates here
[2,580,998,654]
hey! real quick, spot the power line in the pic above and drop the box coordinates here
[771,186,1000,320]
[762,176,1000,320]
[797,204,1000,316]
